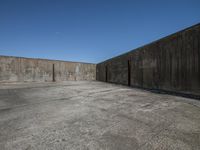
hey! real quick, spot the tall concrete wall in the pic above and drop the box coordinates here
[97,23,200,97]
[0,56,96,82]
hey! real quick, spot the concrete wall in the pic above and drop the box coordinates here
[0,56,96,82]
[97,23,200,97]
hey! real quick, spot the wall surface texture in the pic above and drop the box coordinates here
[0,56,96,82]
[97,23,200,97]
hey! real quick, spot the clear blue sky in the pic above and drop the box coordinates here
[0,0,200,63]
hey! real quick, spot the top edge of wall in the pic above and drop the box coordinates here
[0,55,96,65]
[98,22,200,64]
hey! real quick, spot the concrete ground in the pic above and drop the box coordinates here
[0,81,200,150]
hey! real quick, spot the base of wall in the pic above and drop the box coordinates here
[131,86,200,100]
[100,81,200,100]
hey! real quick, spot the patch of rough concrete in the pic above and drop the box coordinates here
[0,81,199,150]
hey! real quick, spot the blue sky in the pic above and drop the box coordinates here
[0,0,200,63]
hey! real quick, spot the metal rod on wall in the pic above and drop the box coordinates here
[105,65,108,82]
[128,60,131,86]
[52,64,55,82]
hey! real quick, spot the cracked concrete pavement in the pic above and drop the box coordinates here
[0,81,200,150]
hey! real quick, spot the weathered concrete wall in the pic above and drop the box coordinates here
[97,23,200,97]
[0,56,96,82]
